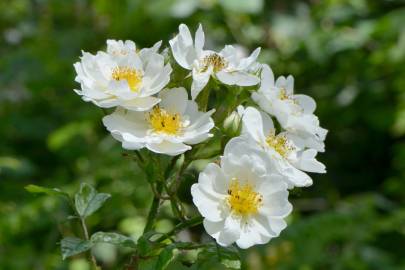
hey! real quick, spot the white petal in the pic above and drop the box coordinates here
[203,219,224,240]
[139,40,162,61]
[236,225,271,249]
[191,184,224,222]
[144,53,165,78]
[194,24,205,56]
[237,47,261,70]
[102,110,148,147]
[294,94,316,114]
[121,96,161,111]
[169,24,195,70]
[191,67,212,100]
[182,107,215,144]
[240,107,267,144]
[159,87,188,114]
[121,139,144,150]
[222,150,268,182]
[260,190,292,218]
[216,215,241,246]
[216,71,259,86]
[280,160,313,188]
[267,218,287,236]
[251,91,274,118]
[142,63,172,96]
[286,75,294,94]
[146,140,191,156]
[198,163,229,194]
[182,132,213,145]
[260,64,275,91]
[293,149,326,173]
[260,110,275,135]
[179,24,193,46]
[258,177,289,196]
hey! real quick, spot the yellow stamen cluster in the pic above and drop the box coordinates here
[112,66,142,92]
[278,88,291,100]
[227,178,262,216]
[266,133,294,158]
[148,106,182,135]
[200,53,227,72]
[111,49,128,56]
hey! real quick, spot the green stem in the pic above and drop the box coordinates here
[134,151,145,164]
[162,182,185,221]
[155,216,203,243]
[164,154,181,179]
[80,218,99,270]
[143,182,163,233]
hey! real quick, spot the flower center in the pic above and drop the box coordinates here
[200,53,227,72]
[265,133,294,158]
[278,88,291,100]
[227,178,262,216]
[112,66,142,92]
[148,106,182,135]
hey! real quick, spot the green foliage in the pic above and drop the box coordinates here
[90,232,136,249]
[25,184,70,200]
[61,237,92,260]
[75,183,111,219]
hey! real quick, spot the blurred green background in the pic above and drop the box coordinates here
[1,0,405,269]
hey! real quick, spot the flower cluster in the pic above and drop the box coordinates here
[74,24,327,250]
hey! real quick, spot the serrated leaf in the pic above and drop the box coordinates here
[90,232,136,248]
[75,183,111,218]
[25,184,70,199]
[60,237,92,260]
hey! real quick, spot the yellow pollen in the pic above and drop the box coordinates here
[200,53,227,72]
[227,178,262,216]
[112,66,142,92]
[278,88,291,100]
[148,106,182,135]
[266,133,294,158]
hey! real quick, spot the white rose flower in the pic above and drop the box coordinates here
[74,40,172,111]
[239,106,326,188]
[169,24,261,100]
[252,64,327,152]
[191,137,292,249]
[106,39,162,60]
[102,87,215,156]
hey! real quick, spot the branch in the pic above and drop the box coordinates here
[80,218,99,270]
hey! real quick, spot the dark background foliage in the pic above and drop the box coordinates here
[1,0,404,269]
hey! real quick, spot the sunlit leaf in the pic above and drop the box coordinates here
[90,232,136,249]
[25,184,70,200]
[60,237,92,260]
[75,183,111,218]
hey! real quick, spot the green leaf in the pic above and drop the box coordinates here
[60,237,92,260]
[137,231,158,256]
[155,245,176,270]
[25,184,70,199]
[74,183,111,218]
[90,232,136,249]
[197,244,241,269]
[138,257,158,270]
[221,259,241,269]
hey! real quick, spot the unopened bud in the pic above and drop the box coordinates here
[223,111,241,137]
